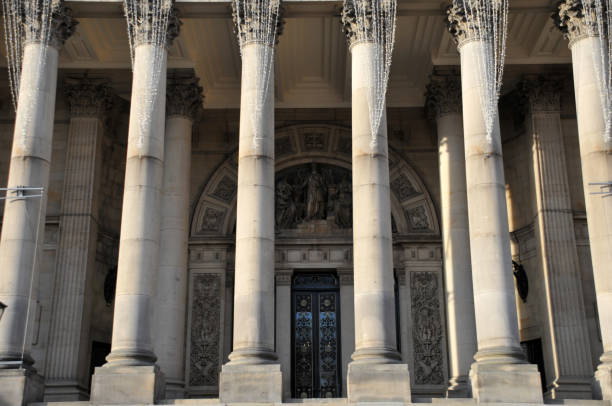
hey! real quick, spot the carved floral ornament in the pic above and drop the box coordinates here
[125,0,181,48]
[64,79,114,117]
[424,74,462,118]
[554,0,601,44]
[166,75,204,119]
[516,76,562,114]
[21,0,78,48]
[231,0,284,46]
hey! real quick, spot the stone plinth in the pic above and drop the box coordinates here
[347,362,411,403]
[90,365,164,405]
[0,368,44,406]
[219,363,282,403]
[470,363,543,404]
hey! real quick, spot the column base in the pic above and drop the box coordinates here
[219,363,282,403]
[164,378,186,399]
[447,375,471,398]
[548,376,593,400]
[470,362,543,403]
[0,368,44,406]
[90,364,165,404]
[594,363,612,400]
[347,362,411,402]
[44,379,89,401]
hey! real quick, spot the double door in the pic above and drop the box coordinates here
[292,273,341,398]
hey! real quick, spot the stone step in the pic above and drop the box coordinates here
[29,400,611,406]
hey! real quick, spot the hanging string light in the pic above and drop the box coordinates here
[233,0,282,150]
[343,0,397,150]
[123,0,175,152]
[579,0,612,150]
[1,0,56,111]
[458,0,509,147]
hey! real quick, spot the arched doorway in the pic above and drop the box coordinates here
[186,124,447,398]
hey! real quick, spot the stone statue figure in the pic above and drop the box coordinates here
[276,179,298,228]
[303,164,326,220]
[334,176,352,228]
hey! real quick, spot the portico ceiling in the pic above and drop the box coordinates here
[2,0,570,108]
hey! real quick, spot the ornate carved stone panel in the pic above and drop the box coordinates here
[188,273,222,390]
[211,176,237,203]
[410,271,445,386]
[390,174,418,202]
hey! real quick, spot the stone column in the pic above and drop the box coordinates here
[90,9,180,406]
[425,73,477,398]
[340,4,410,402]
[555,2,612,399]
[43,80,112,401]
[218,4,282,403]
[0,5,76,406]
[519,76,594,399]
[446,3,543,403]
[152,73,202,399]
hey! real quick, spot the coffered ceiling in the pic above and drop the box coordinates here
[1,0,571,108]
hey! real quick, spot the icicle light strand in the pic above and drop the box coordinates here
[349,0,397,150]
[580,0,612,149]
[1,0,55,112]
[460,0,508,147]
[123,0,173,152]
[233,0,281,150]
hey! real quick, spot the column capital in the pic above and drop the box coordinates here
[445,0,477,47]
[553,0,599,46]
[425,73,462,118]
[128,3,181,48]
[341,0,374,48]
[25,2,78,49]
[517,76,562,114]
[64,79,114,118]
[232,0,284,46]
[166,74,203,120]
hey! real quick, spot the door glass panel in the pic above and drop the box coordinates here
[294,293,314,398]
[292,273,341,398]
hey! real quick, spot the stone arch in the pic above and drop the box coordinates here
[190,124,439,239]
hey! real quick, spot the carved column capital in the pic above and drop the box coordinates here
[341,0,374,47]
[445,0,475,47]
[24,2,78,49]
[553,0,599,46]
[425,73,462,118]
[128,3,182,48]
[517,76,562,114]
[166,74,203,120]
[231,0,284,46]
[64,79,114,118]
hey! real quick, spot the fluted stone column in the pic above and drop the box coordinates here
[153,73,202,399]
[218,4,282,403]
[90,9,180,406]
[519,76,594,399]
[446,3,543,403]
[426,73,477,398]
[44,80,112,401]
[0,5,76,406]
[555,2,612,399]
[340,4,410,402]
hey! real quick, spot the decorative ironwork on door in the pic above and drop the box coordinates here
[292,273,341,398]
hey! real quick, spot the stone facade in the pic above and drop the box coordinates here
[0,1,610,405]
